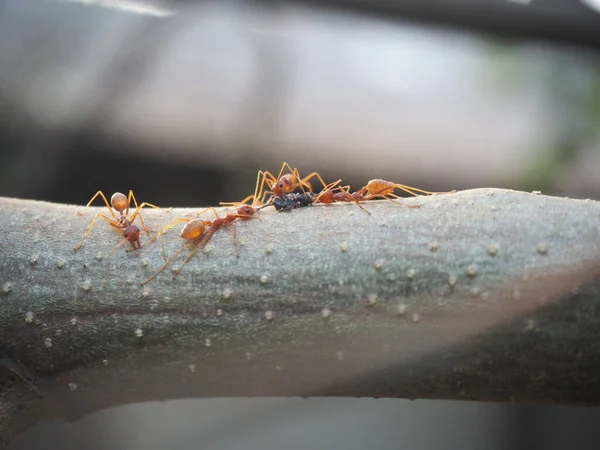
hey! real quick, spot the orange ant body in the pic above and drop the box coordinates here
[221,162,329,207]
[359,179,454,199]
[73,190,165,252]
[141,205,261,285]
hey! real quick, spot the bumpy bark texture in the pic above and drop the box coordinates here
[1,189,600,445]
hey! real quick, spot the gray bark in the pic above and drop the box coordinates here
[1,189,600,445]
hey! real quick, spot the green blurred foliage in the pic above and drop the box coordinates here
[483,40,600,194]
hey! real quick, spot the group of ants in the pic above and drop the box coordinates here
[72,162,453,286]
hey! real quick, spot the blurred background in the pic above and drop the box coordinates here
[1,0,600,207]
[2,0,600,448]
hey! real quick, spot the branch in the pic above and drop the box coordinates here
[1,189,600,444]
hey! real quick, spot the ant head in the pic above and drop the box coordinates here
[181,219,206,240]
[272,175,294,196]
[111,192,129,213]
[236,205,256,219]
[123,225,140,242]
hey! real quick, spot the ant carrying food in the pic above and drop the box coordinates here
[221,162,329,208]
[260,179,373,214]
[263,179,372,215]
[141,205,263,285]
[73,190,166,252]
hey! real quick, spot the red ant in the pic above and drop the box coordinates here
[313,180,373,214]
[314,178,452,210]
[221,162,329,207]
[73,190,167,252]
[141,205,263,285]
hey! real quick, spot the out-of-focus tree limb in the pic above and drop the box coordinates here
[295,0,600,50]
[1,189,600,445]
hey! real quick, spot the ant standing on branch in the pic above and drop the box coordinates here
[220,162,329,208]
[72,165,455,287]
[141,205,265,285]
[73,190,168,252]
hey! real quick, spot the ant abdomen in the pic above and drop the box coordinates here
[181,219,207,240]
[110,192,129,212]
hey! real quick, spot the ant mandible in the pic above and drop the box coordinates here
[141,205,263,285]
[73,190,166,252]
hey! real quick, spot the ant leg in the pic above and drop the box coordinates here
[300,172,330,193]
[259,190,276,206]
[136,224,170,261]
[77,191,120,221]
[390,183,451,197]
[148,217,194,243]
[104,237,132,287]
[172,226,218,280]
[141,239,199,285]
[314,179,343,202]
[251,170,270,207]
[387,192,422,207]
[255,170,278,206]
[194,207,214,218]
[350,195,372,215]
[126,189,138,217]
[368,193,421,208]
[275,162,296,182]
[426,188,457,196]
[219,195,257,207]
[126,191,172,215]
[232,222,240,258]
[133,201,172,214]
[365,183,424,198]
[289,167,307,190]
[208,207,221,220]
[286,166,317,193]
[159,223,168,263]
[228,213,263,223]
[402,185,456,196]
[127,201,171,238]
[73,213,122,251]
[127,206,151,238]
